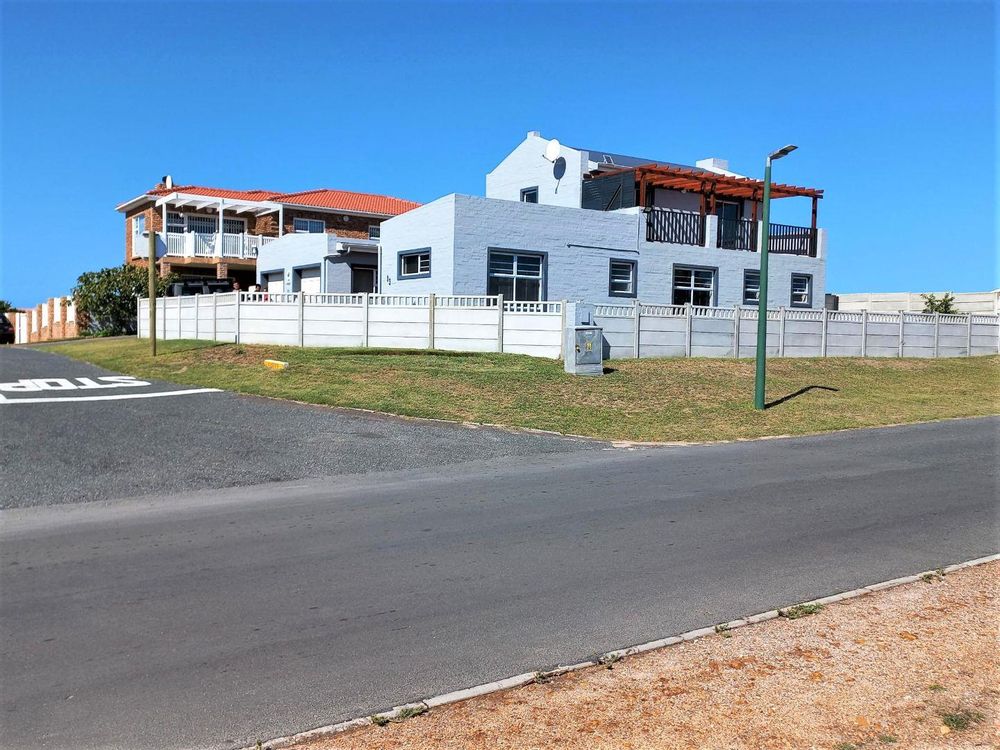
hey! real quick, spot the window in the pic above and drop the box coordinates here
[520,187,539,203]
[743,270,760,305]
[399,250,431,278]
[293,218,325,233]
[487,251,544,301]
[223,218,246,235]
[134,215,146,234]
[672,266,715,306]
[609,259,637,298]
[790,273,813,307]
[187,215,218,235]
[166,212,184,234]
[368,224,380,241]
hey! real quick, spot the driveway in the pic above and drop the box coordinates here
[0,347,598,509]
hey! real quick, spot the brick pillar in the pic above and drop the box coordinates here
[159,261,172,278]
[216,262,228,279]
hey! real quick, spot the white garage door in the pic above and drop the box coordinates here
[299,267,321,294]
[264,272,284,293]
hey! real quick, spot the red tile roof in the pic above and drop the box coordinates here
[144,184,420,216]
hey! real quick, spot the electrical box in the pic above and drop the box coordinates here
[564,325,604,376]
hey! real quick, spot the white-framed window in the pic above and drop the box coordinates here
[134,215,146,234]
[399,250,431,278]
[791,273,813,307]
[487,251,544,301]
[222,217,246,235]
[368,224,380,240]
[520,187,539,203]
[166,212,185,234]
[743,269,760,305]
[672,266,715,306]
[187,215,218,235]
[293,218,326,233]
[609,259,637,298]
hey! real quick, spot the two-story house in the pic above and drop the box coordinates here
[116,179,420,290]
[377,131,826,309]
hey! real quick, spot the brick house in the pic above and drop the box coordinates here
[116,179,420,289]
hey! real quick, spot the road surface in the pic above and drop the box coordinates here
[1,347,996,749]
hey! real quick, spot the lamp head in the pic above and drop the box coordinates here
[768,144,798,163]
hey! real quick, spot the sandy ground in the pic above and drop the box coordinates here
[287,562,999,750]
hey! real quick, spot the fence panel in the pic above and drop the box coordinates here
[136,295,998,362]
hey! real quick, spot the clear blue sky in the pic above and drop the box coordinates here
[1,1,995,307]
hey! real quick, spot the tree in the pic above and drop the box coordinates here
[0,300,15,315]
[73,264,176,336]
[921,293,957,315]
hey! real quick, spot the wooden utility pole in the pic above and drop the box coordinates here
[148,220,157,356]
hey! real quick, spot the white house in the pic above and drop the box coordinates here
[379,131,828,308]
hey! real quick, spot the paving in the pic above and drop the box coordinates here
[0,347,597,509]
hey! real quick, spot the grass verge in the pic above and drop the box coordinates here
[42,338,999,443]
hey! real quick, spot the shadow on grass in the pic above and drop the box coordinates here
[766,385,839,409]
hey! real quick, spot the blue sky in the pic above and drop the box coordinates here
[1,0,995,306]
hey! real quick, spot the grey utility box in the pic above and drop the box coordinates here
[565,325,604,376]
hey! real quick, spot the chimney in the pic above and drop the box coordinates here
[696,157,729,172]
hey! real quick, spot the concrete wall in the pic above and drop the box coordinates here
[594,305,1000,360]
[836,290,1000,313]
[138,293,566,359]
[379,194,457,296]
[381,195,826,307]
[485,133,588,208]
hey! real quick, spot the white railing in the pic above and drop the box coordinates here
[156,232,276,260]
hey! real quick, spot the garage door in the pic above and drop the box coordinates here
[299,267,321,294]
[263,272,284,293]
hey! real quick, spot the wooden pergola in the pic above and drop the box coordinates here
[592,163,824,229]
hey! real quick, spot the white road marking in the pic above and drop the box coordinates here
[0,388,221,404]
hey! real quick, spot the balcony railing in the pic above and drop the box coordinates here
[149,232,277,260]
[768,223,817,256]
[645,208,704,246]
[644,211,819,257]
[717,217,758,252]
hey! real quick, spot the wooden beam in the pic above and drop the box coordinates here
[811,195,819,230]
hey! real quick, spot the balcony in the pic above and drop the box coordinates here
[645,208,820,257]
[135,232,277,260]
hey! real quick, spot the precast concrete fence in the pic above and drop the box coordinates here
[137,293,1000,361]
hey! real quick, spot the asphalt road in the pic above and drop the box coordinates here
[1,347,997,750]
[0,347,595,509]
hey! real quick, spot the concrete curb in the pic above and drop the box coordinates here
[245,552,999,750]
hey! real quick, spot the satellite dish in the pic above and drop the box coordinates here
[544,139,561,162]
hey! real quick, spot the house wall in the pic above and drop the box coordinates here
[382,195,826,308]
[255,233,378,293]
[485,133,588,208]
[379,194,457,295]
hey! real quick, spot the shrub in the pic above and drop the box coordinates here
[921,293,957,314]
[73,264,176,336]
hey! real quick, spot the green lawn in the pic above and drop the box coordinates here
[43,338,999,443]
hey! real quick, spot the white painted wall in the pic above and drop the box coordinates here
[836,290,1000,313]
[137,294,999,360]
[486,132,588,208]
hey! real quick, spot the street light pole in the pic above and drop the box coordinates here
[754,144,797,410]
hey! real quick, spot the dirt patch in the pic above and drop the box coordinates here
[287,562,999,750]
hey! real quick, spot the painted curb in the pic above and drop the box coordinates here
[244,552,999,750]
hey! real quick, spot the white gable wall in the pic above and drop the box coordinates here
[485,132,588,208]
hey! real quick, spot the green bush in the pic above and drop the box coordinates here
[73,264,176,336]
[921,293,958,314]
